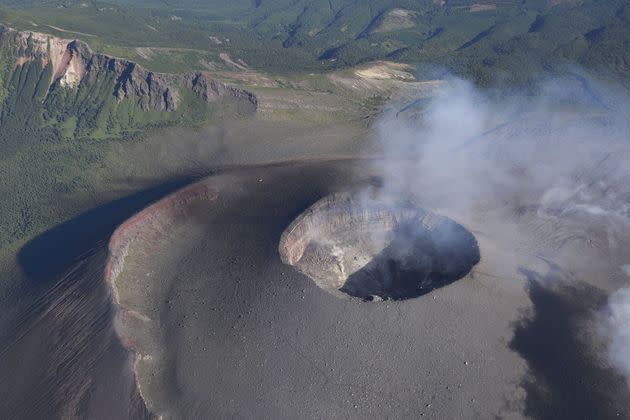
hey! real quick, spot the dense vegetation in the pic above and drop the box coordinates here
[0,0,628,86]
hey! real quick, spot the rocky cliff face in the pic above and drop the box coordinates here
[0,24,257,113]
[184,72,258,107]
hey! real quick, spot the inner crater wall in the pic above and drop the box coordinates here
[279,190,479,301]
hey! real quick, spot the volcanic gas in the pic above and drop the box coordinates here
[279,189,480,301]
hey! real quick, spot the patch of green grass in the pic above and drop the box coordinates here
[134,49,212,74]
[59,115,77,138]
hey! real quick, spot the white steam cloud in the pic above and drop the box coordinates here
[603,285,630,383]
[369,74,630,385]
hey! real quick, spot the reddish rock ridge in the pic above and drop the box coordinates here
[104,180,219,418]
[106,181,217,306]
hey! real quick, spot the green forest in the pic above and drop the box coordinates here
[0,0,628,84]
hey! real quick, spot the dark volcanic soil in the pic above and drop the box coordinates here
[109,160,630,419]
[0,180,195,419]
[3,154,630,419]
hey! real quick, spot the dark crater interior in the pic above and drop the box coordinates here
[342,220,480,301]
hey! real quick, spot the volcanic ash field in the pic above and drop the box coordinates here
[104,82,630,419]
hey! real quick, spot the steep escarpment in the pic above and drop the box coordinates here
[0,24,257,140]
[106,181,219,305]
[279,191,442,267]
[184,72,257,107]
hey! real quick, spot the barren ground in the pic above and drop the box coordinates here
[110,152,630,418]
[2,80,630,419]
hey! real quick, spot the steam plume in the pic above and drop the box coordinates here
[369,73,630,386]
[603,286,630,385]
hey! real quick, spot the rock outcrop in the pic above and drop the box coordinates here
[0,24,257,113]
[184,72,258,106]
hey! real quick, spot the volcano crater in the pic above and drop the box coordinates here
[279,190,481,301]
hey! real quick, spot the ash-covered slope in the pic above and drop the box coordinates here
[0,24,257,140]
